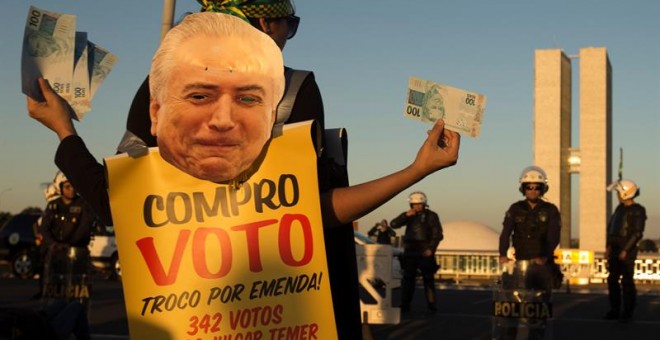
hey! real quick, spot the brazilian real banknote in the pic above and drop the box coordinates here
[21,5,76,102]
[70,39,119,119]
[404,76,487,138]
[88,42,118,102]
[21,6,118,120]
[71,31,91,117]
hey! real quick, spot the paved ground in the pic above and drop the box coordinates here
[1,266,659,339]
[369,282,660,340]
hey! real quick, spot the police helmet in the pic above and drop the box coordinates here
[53,171,68,192]
[43,183,60,202]
[607,179,640,200]
[408,191,428,205]
[518,165,549,194]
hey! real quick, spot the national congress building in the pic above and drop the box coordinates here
[534,47,612,252]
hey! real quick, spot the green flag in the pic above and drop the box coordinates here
[618,147,623,181]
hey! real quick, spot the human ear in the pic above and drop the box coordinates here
[149,98,160,136]
[258,17,272,34]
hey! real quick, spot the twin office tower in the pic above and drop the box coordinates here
[534,47,612,252]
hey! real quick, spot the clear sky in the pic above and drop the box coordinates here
[1,1,658,240]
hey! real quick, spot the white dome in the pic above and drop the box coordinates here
[439,220,500,251]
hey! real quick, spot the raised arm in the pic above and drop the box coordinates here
[27,77,113,225]
[328,120,460,225]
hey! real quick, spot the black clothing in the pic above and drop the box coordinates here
[390,210,443,254]
[390,209,443,310]
[41,197,92,248]
[497,198,560,339]
[606,202,646,317]
[367,225,396,245]
[125,77,155,147]
[498,198,561,295]
[39,196,93,306]
[499,199,561,261]
[606,257,636,316]
[55,137,109,225]
[399,252,438,310]
[606,203,646,255]
[499,199,561,339]
[55,69,363,339]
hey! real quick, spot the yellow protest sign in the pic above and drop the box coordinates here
[106,122,337,339]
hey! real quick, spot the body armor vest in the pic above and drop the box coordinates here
[510,201,551,260]
[607,203,646,249]
[404,211,432,242]
[47,199,83,243]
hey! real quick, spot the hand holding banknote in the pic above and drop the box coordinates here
[27,77,77,141]
[404,76,487,138]
[21,6,76,102]
[412,119,460,174]
[21,6,117,120]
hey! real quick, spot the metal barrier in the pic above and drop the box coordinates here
[435,250,660,285]
[554,249,593,285]
[436,251,501,283]
[355,244,401,324]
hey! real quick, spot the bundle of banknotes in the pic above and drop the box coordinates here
[21,6,118,120]
[404,76,487,138]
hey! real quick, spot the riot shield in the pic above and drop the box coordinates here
[492,260,554,340]
[42,246,92,311]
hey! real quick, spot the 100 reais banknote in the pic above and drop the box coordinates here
[404,76,486,138]
[21,6,117,120]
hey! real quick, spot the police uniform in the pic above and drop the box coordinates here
[390,209,443,311]
[497,199,560,340]
[499,199,561,292]
[41,197,92,248]
[41,195,93,294]
[606,202,646,318]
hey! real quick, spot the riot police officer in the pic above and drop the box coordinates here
[603,179,646,322]
[390,191,443,313]
[497,166,561,339]
[40,172,93,303]
[499,166,561,288]
[32,183,62,299]
[41,172,92,250]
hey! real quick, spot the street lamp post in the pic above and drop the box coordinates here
[162,0,176,41]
